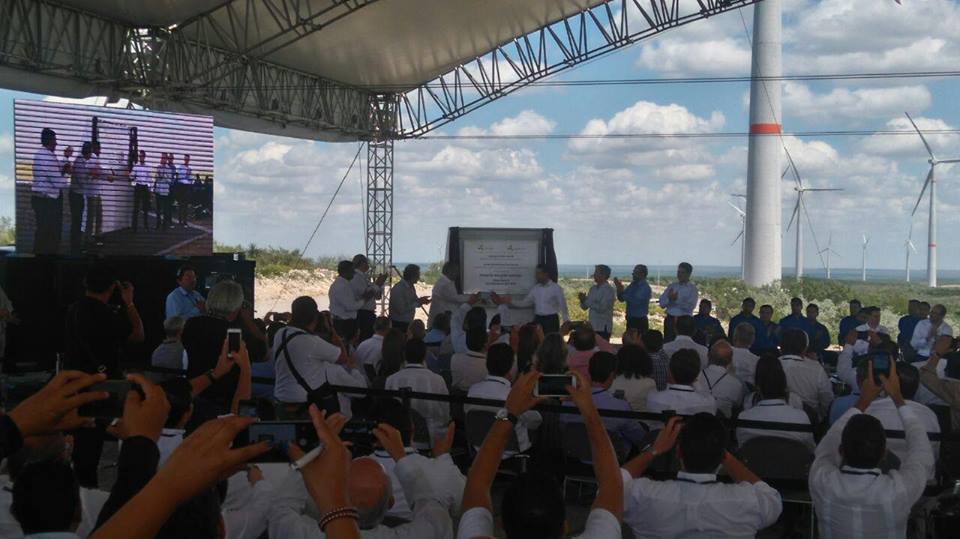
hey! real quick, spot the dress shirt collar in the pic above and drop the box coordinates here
[177,286,196,297]
[161,428,185,437]
[779,354,805,362]
[484,375,511,386]
[675,471,718,484]
[402,363,426,370]
[667,384,695,392]
[466,350,486,358]
[673,335,695,344]
[757,399,788,407]
[839,464,882,477]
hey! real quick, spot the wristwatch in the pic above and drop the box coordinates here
[640,443,660,458]
[495,408,518,425]
[205,369,218,384]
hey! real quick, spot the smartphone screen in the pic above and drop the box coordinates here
[536,374,575,397]
[227,328,242,353]
[79,380,139,419]
[872,353,891,377]
[240,421,318,463]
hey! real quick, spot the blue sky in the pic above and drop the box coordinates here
[2,0,960,271]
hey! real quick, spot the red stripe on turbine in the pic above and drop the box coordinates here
[930,243,937,248]
[750,123,782,134]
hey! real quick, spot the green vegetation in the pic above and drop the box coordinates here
[214,242,342,276]
[0,217,15,246]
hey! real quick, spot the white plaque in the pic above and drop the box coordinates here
[461,238,539,295]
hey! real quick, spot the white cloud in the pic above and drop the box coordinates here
[569,101,725,153]
[636,38,750,76]
[780,82,931,123]
[859,115,960,158]
[489,110,556,136]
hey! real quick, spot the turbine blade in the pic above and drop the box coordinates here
[937,158,960,164]
[784,147,803,188]
[805,188,844,192]
[786,199,800,231]
[731,230,744,246]
[905,111,936,159]
[911,167,933,216]
[727,201,746,216]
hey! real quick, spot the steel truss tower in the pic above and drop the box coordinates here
[366,97,396,312]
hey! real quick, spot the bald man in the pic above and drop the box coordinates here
[269,453,452,538]
[693,340,746,417]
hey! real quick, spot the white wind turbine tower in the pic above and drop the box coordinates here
[905,112,960,288]
[818,232,840,280]
[783,151,843,279]
[729,200,747,280]
[861,234,869,282]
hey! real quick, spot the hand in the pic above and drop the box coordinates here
[651,416,683,455]
[468,293,481,305]
[231,339,251,371]
[288,405,353,512]
[8,371,108,436]
[505,371,544,416]
[845,329,858,346]
[119,281,135,306]
[613,277,623,292]
[213,338,237,379]
[372,423,407,462]
[578,292,587,302]
[880,360,904,406]
[418,296,431,306]
[432,421,455,457]
[560,320,573,335]
[375,274,388,287]
[668,289,678,301]
[855,361,883,411]
[154,415,268,505]
[868,331,881,347]
[535,324,545,341]
[565,370,595,413]
[247,465,265,485]
[121,374,170,442]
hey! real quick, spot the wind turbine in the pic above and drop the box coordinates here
[783,151,843,279]
[904,224,918,283]
[818,232,840,280]
[905,112,960,288]
[861,234,869,282]
[729,200,747,280]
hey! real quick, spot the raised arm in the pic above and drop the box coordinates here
[119,282,145,344]
[623,417,682,478]
[461,372,543,513]
[566,371,622,518]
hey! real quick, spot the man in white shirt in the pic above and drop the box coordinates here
[68,143,92,255]
[130,150,152,233]
[174,153,192,227]
[427,262,470,329]
[809,361,934,539]
[465,343,541,453]
[577,264,616,340]
[911,304,953,360]
[646,349,717,429]
[694,340,745,418]
[737,355,815,450]
[153,152,174,230]
[329,260,377,343]
[778,328,834,420]
[731,322,760,386]
[657,262,698,341]
[388,264,430,332]
[457,370,624,539]
[852,306,889,355]
[384,338,450,442]
[493,264,569,334]
[84,143,105,245]
[621,414,782,538]
[272,296,367,418]
[661,316,708,369]
[355,316,390,375]
[349,254,386,342]
[30,127,72,254]
[268,428,453,539]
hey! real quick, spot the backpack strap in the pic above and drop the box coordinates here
[276,328,320,395]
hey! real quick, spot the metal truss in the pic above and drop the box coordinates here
[396,0,763,138]
[0,0,377,140]
[365,96,396,311]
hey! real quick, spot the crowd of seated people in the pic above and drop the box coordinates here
[0,260,958,538]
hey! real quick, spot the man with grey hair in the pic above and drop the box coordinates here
[578,264,616,340]
[694,340,746,418]
[731,323,760,386]
[269,425,452,539]
[389,264,430,332]
[911,304,953,360]
[150,316,188,379]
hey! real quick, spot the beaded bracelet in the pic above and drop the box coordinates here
[318,507,359,531]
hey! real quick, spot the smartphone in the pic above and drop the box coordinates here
[340,418,378,454]
[568,321,586,331]
[236,399,259,418]
[535,374,576,397]
[227,328,242,353]
[236,421,318,463]
[871,352,891,379]
[79,380,143,419]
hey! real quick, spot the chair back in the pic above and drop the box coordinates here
[466,410,519,452]
[408,407,431,447]
[737,436,813,481]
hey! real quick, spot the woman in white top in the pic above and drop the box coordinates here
[609,344,657,412]
[737,355,815,449]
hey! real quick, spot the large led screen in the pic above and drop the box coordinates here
[14,99,214,256]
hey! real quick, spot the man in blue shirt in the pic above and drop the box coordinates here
[898,299,923,362]
[728,297,764,339]
[165,265,205,320]
[752,304,780,354]
[693,298,726,346]
[807,303,831,361]
[837,299,862,346]
[562,350,647,450]
[614,264,652,332]
[779,297,813,340]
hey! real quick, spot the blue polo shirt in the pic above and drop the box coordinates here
[779,313,814,340]
[619,280,652,318]
[897,315,922,350]
[838,315,860,345]
[693,313,726,344]
[809,320,831,355]
[751,321,780,354]
[165,286,205,320]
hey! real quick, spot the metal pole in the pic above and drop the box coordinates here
[365,96,396,313]
[744,0,782,286]
[906,245,911,283]
[928,172,938,288]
